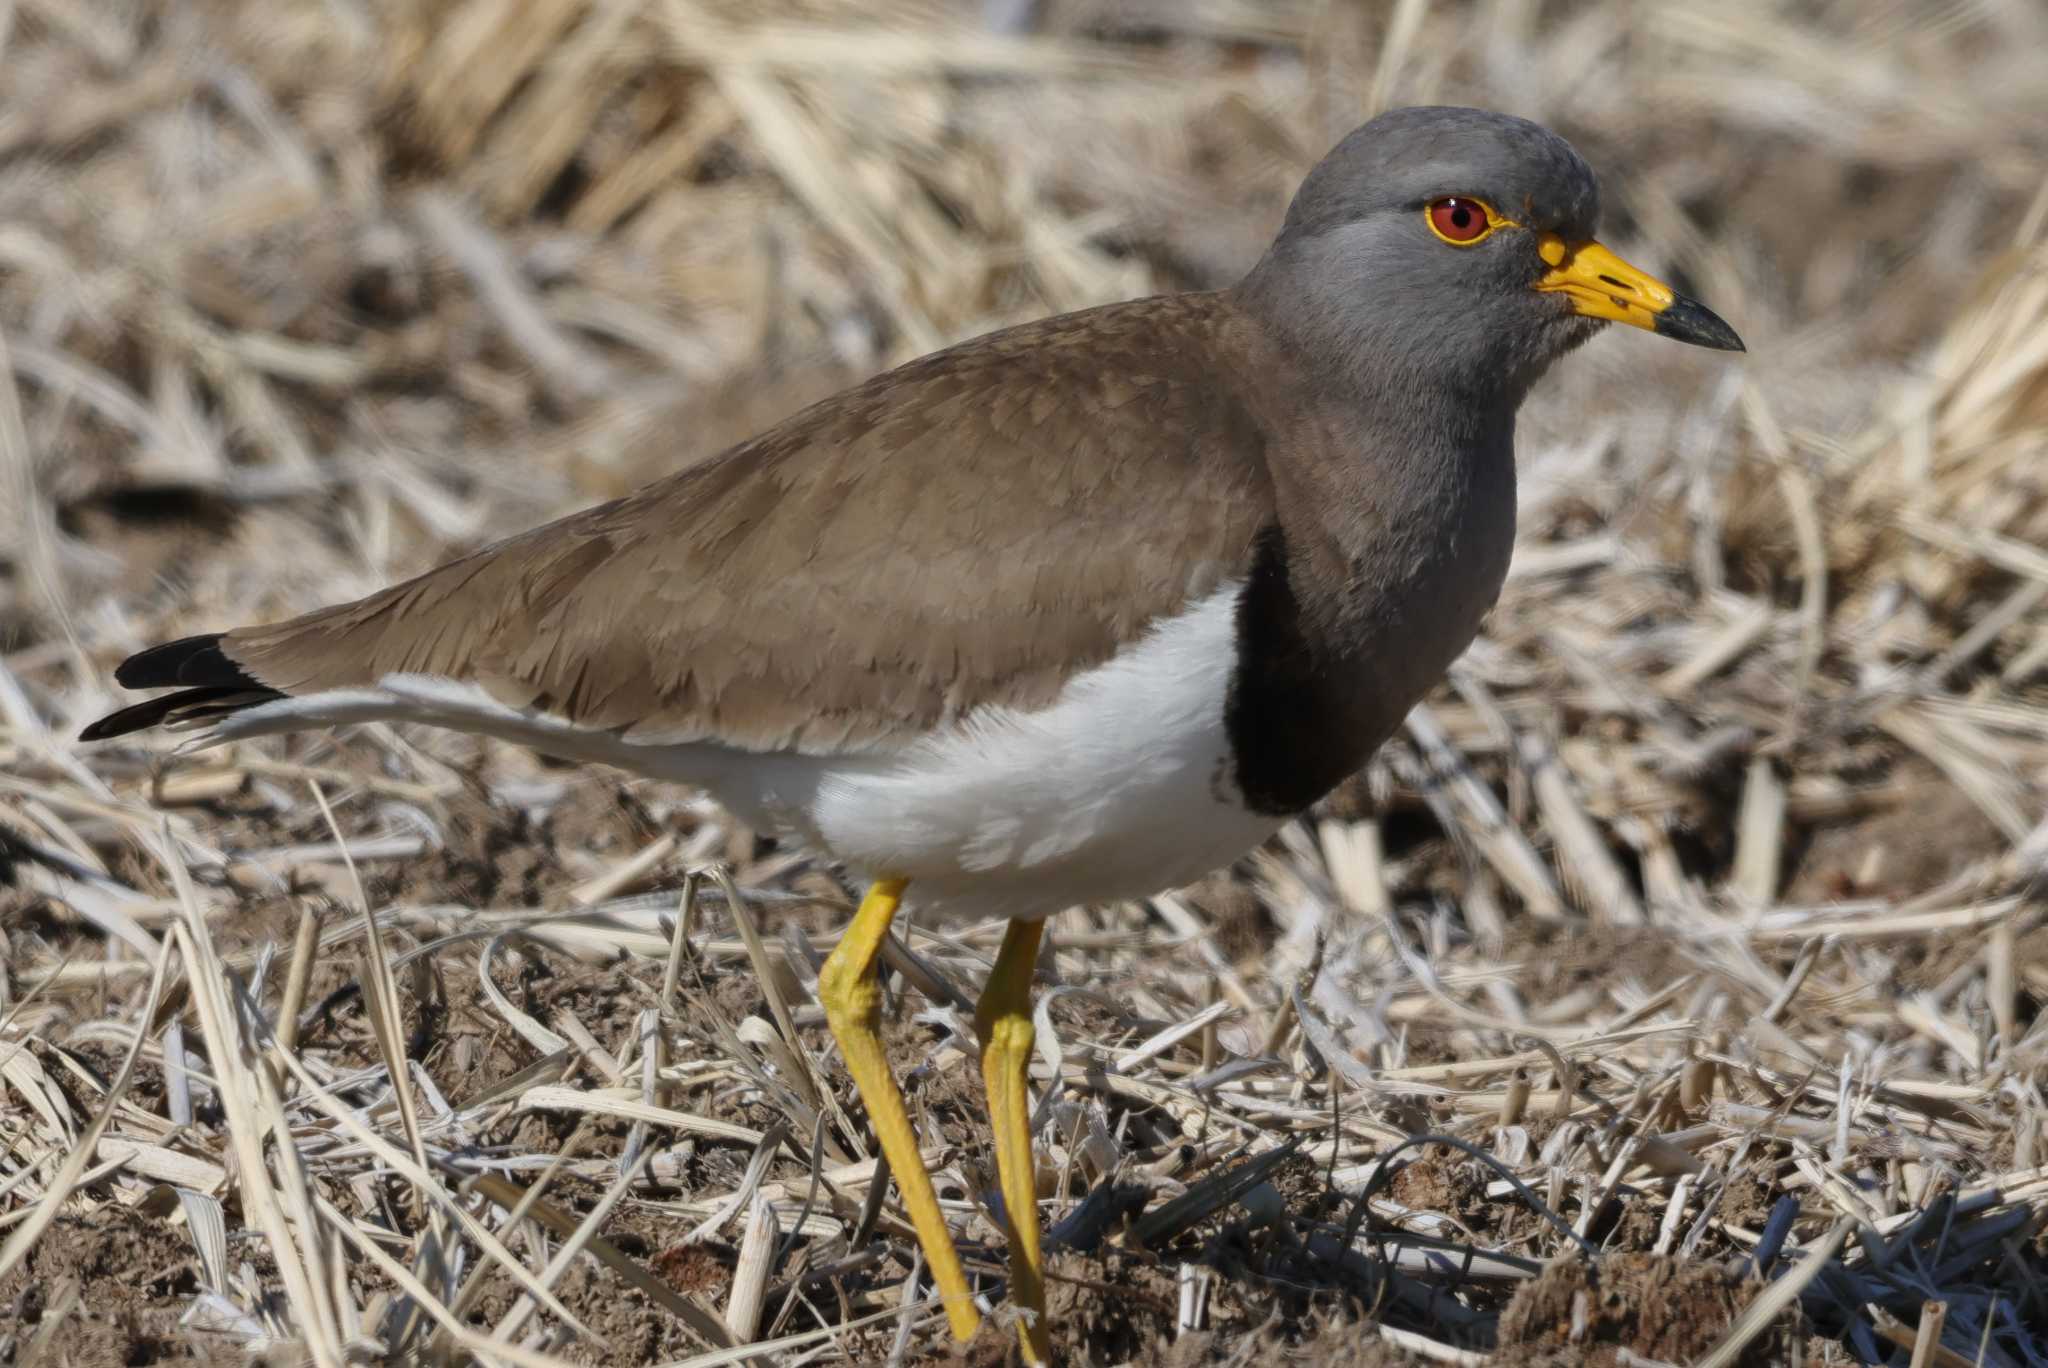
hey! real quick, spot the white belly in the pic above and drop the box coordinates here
[810,581,1281,918]
[200,583,1281,921]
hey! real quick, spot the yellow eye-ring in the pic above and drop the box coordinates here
[1425,196,1509,245]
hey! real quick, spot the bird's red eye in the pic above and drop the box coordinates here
[1426,197,1494,244]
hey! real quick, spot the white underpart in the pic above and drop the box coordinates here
[199,581,1281,921]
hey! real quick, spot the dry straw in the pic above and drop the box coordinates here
[2,0,2047,1363]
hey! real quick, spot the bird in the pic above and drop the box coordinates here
[83,107,1742,1362]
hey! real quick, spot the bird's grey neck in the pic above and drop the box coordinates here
[1227,259,1522,549]
[1226,251,1525,684]
[1215,263,1527,815]
[1232,254,1535,427]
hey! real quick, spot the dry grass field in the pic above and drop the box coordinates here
[3,1,2048,1364]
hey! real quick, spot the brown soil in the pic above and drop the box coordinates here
[0,1207,213,1364]
[651,1243,734,1300]
[1782,774,2004,906]
[1496,1253,1779,1367]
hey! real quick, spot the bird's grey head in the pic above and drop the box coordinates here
[1242,107,1741,409]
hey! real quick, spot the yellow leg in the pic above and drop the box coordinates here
[975,918,1051,1366]
[818,879,980,1342]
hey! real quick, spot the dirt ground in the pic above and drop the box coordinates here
[5,0,2048,1364]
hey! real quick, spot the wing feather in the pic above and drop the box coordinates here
[184,294,1285,755]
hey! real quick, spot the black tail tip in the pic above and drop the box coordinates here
[114,633,261,690]
[77,711,132,743]
[84,634,270,742]
[79,697,174,742]
[79,684,280,742]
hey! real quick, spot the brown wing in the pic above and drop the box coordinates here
[203,293,1281,754]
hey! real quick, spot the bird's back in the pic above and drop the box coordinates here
[93,292,1293,765]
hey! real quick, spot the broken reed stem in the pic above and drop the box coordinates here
[274,901,322,1056]
[662,866,703,1012]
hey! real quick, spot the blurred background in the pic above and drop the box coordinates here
[4,1,2048,1363]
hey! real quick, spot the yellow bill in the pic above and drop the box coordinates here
[1534,233,1744,351]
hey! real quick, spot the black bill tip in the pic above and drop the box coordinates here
[1654,295,1745,352]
